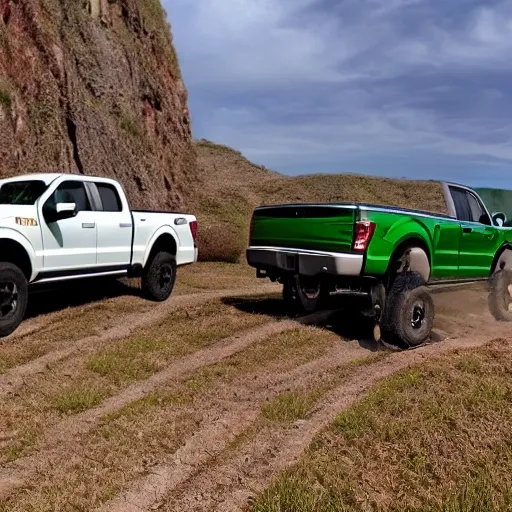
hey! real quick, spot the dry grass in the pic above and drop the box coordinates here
[252,339,512,512]
[0,298,270,464]
[82,299,269,384]
[0,262,264,375]
[0,295,147,373]
[191,139,448,263]
[260,351,388,424]
[176,261,260,292]
[1,323,356,510]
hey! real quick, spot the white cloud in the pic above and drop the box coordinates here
[167,0,350,89]
[164,0,512,185]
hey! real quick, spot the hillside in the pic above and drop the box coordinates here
[192,139,448,262]
[0,0,195,210]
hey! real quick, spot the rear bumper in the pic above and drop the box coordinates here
[246,246,364,277]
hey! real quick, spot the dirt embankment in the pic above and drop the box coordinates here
[0,0,196,210]
[191,139,449,262]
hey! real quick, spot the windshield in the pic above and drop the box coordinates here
[0,180,48,205]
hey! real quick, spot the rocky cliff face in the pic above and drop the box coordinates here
[0,0,196,210]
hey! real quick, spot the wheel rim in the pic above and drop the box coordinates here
[158,264,173,290]
[298,276,321,301]
[0,281,18,317]
[411,301,426,329]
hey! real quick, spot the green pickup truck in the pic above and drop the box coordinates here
[246,182,512,348]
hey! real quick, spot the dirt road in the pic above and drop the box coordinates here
[0,263,508,511]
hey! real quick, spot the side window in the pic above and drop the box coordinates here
[44,181,91,218]
[449,187,472,222]
[466,192,491,225]
[96,183,122,212]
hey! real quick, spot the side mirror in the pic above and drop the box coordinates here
[55,202,77,220]
[492,212,507,227]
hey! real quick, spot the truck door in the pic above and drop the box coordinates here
[90,181,133,267]
[40,180,97,272]
[449,185,499,279]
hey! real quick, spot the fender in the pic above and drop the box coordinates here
[382,217,433,253]
[142,225,179,268]
[0,228,38,281]
[364,214,433,278]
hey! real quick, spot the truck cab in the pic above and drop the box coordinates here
[0,173,198,337]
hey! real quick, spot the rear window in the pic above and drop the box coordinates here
[96,183,122,212]
[0,180,48,205]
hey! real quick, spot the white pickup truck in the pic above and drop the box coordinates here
[0,173,198,337]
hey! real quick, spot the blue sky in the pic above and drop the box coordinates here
[163,0,512,187]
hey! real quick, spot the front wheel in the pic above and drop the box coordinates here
[381,272,434,348]
[488,269,512,321]
[141,251,177,302]
[0,263,28,337]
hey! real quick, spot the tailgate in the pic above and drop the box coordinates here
[249,205,356,253]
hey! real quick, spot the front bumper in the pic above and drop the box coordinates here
[246,246,364,277]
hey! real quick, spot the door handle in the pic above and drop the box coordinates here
[462,227,473,234]
[82,222,95,229]
[119,223,132,228]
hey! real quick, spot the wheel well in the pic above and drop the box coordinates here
[0,239,32,280]
[491,244,512,274]
[147,233,177,264]
[386,237,431,286]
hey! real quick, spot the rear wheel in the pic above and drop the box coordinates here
[0,263,28,337]
[381,272,434,348]
[141,251,176,302]
[489,269,512,321]
[282,275,326,316]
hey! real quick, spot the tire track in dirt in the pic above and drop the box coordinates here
[0,309,336,499]
[95,337,380,512]
[101,322,511,512]
[163,331,512,512]
[0,285,277,398]
[42,312,331,443]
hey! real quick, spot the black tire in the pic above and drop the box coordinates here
[141,251,177,302]
[282,278,301,317]
[0,263,28,337]
[381,272,434,348]
[282,275,326,316]
[489,269,512,321]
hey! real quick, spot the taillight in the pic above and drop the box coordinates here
[353,221,376,252]
[189,220,198,247]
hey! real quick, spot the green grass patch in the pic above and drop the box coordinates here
[4,428,39,463]
[252,340,512,511]
[101,391,190,425]
[120,114,139,136]
[0,23,8,51]
[51,385,108,414]
[0,85,12,110]
[185,364,230,391]
[262,391,319,423]
[85,336,165,384]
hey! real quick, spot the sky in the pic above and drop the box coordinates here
[163,0,512,187]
